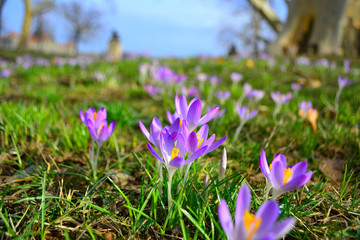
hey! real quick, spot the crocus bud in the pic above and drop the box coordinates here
[219,147,227,181]
[204,174,209,197]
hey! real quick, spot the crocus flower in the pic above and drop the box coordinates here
[298,101,318,131]
[243,83,252,97]
[210,75,222,86]
[271,92,293,105]
[167,93,219,131]
[246,90,264,102]
[259,150,313,199]
[181,85,200,98]
[218,184,296,240]
[208,106,226,120]
[139,117,180,149]
[237,105,258,122]
[338,76,350,89]
[231,72,243,83]
[197,73,207,82]
[144,84,161,98]
[215,91,231,104]
[80,108,115,146]
[344,59,351,73]
[291,83,302,92]
[0,69,12,78]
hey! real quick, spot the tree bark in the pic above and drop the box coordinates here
[269,0,348,56]
[18,0,32,51]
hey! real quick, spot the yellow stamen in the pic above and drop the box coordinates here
[93,112,97,121]
[196,134,204,149]
[283,168,293,184]
[98,124,104,136]
[171,148,180,160]
[269,164,272,170]
[179,119,182,127]
[243,210,262,240]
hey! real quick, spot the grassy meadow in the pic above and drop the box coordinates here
[0,55,359,239]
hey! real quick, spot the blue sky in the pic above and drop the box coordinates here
[2,0,287,57]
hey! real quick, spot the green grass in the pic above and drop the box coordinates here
[0,56,359,239]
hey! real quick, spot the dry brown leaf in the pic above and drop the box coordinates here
[319,158,345,183]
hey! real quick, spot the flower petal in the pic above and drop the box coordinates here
[179,95,188,119]
[255,200,279,234]
[269,218,296,239]
[139,119,150,141]
[283,171,312,192]
[147,143,164,163]
[169,156,185,168]
[187,131,198,153]
[235,184,251,226]
[290,161,308,179]
[203,136,227,155]
[80,109,86,125]
[198,106,219,126]
[259,150,270,180]
[218,199,234,238]
[273,154,287,167]
[186,146,207,164]
[270,160,284,188]
[187,99,202,129]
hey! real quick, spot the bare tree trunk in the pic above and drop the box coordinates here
[246,0,282,33]
[18,0,32,51]
[0,0,7,35]
[269,0,348,56]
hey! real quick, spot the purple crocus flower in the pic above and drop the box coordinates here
[181,85,200,98]
[0,69,12,78]
[197,73,207,82]
[147,131,207,176]
[218,184,296,240]
[139,117,180,149]
[271,92,293,105]
[181,123,227,155]
[144,84,161,98]
[80,108,115,145]
[259,150,313,199]
[167,93,219,131]
[344,59,351,73]
[243,83,252,97]
[237,105,258,122]
[208,106,226,120]
[210,75,222,86]
[291,83,302,92]
[338,76,350,89]
[215,91,231,104]
[246,90,264,102]
[231,72,243,83]
[298,101,313,115]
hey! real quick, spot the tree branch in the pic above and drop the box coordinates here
[246,0,283,33]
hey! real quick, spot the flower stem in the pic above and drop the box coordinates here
[93,143,102,181]
[167,170,175,211]
[335,88,343,114]
[234,121,245,139]
[182,162,193,187]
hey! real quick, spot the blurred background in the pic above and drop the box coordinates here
[0,0,358,58]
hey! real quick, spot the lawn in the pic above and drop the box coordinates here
[0,55,359,239]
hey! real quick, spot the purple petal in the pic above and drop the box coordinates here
[270,160,284,188]
[235,184,251,226]
[186,146,207,164]
[152,117,162,130]
[139,119,150,141]
[290,161,308,179]
[248,110,258,119]
[197,124,209,140]
[187,99,202,128]
[80,109,86,125]
[99,125,109,143]
[107,121,116,137]
[203,136,227,155]
[147,143,164,163]
[179,95,188,119]
[198,106,219,126]
[168,118,180,134]
[175,134,187,156]
[87,119,98,141]
[259,150,270,180]
[283,171,312,192]
[187,131,198,153]
[269,218,296,239]
[218,199,234,238]
[255,200,279,233]
[169,156,185,168]
[273,154,287,167]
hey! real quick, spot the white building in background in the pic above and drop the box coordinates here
[0,31,76,55]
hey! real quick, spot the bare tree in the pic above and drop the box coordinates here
[244,0,360,57]
[0,0,7,35]
[18,0,55,50]
[58,1,102,55]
